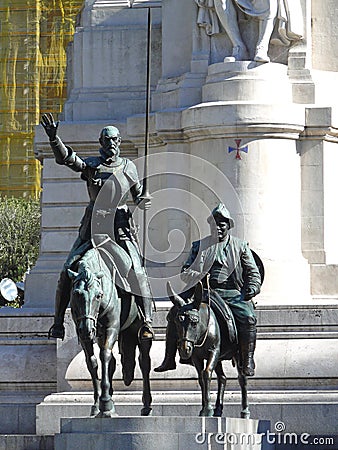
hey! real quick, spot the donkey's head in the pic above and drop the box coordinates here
[167,282,205,360]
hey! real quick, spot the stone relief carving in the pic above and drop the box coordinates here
[195,0,303,63]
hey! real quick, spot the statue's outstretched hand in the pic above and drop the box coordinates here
[41,113,59,141]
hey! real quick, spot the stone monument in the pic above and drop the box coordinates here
[1,0,337,445]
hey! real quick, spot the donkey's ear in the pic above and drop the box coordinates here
[192,281,203,310]
[167,282,185,308]
[67,269,78,279]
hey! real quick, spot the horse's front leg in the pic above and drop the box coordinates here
[99,347,116,416]
[138,337,152,416]
[81,339,100,416]
[98,329,119,417]
[237,362,250,419]
[213,361,226,417]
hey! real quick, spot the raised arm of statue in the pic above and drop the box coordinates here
[41,113,85,171]
[195,0,303,63]
[41,112,59,141]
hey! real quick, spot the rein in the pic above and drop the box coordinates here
[178,303,210,349]
[72,251,112,323]
[92,246,114,319]
[194,303,210,348]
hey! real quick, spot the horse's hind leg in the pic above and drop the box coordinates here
[237,367,250,419]
[82,341,100,416]
[120,331,137,386]
[213,361,226,417]
[138,337,152,416]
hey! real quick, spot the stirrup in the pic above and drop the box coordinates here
[140,323,154,340]
[241,358,255,377]
[48,323,65,340]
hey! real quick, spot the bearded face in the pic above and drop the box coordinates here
[99,126,122,161]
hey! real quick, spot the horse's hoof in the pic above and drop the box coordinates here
[123,372,134,386]
[48,324,65,340]
[241,410,250,419]
[141,407,152,416]
[199,408,213,417]
[96,410,118,418]
[90,406,100,417]
[213,407,223,417]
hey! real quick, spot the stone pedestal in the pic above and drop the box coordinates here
[34,302,338,437]
[54,416,270,450]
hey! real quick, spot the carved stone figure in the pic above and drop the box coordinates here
[195,0,303,62]
[155,203,262,377]
[40,113,154,341]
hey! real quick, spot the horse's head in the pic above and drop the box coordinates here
[167,282,205,360]
[68,262,104,342]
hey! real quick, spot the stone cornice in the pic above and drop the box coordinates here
[92,0,161,8]
[301,106,338,142]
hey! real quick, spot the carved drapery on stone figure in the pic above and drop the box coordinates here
[195,0,303,63]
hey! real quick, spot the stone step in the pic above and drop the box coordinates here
[0,392,51,434]
[36,390,338,436]
[55,416,270,450]
[0,434,54,450]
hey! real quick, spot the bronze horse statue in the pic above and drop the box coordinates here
[167,282,250,418]
[68,247,152,417]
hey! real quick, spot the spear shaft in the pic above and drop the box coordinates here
[129,3,154,266]
[141,6,152,265]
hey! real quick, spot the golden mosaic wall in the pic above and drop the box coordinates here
[0,0,83,197]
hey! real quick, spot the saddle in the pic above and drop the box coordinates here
[93,233,132,292]
[207,289,238,360]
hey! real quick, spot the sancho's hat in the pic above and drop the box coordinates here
[207,203,234,229]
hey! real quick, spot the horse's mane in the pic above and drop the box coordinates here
[79,248,108,275]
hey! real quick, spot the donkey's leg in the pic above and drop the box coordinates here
[197,351,218,417]
[237,364,250,419]
[138,336,152,416]
[195,358,208,415]
[213,361,226,417]
[81,340,100,416]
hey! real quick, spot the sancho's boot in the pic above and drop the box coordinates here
[154,313,177,372]
[48,269,71,340]
[238,327,257,377]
